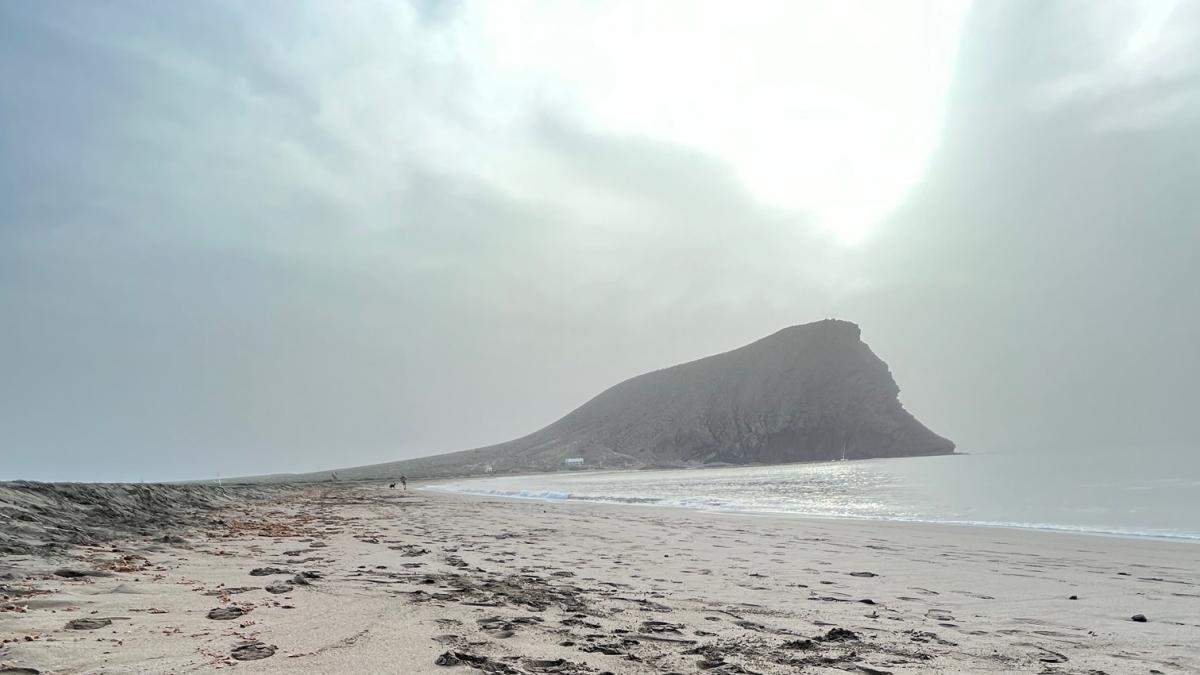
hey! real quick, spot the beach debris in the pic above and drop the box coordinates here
[291,571,320,586]
[54,569,112,579]
[476,616,516,638]
[201,586,257,596]
[405,571,588,613]
[265,581,293,594]
[523,657,592,673]
[64,618,111,630]
[905,630,957,647]
[733,618,783,633]
[684,644,740,670]
[231,640,276,661]
[849,571,878,578]
[1068,595,1078,600]
[249,567,290,576]
[579,641,629,656]
[640,620,684,634]
[158,534,188,544]
[1131,613,1148,622]
[821,627,859,642]
[781,638,817,650]
[476,614,544,638]
[207,606,248,620]
[389,544,428,557]
[98,555,150,573]
[434,651,521,673]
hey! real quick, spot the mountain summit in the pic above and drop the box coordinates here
[253,320,953,482]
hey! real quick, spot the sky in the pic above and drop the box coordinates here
[2,1,1197,482]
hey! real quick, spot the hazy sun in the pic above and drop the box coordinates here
[467,0,971,245]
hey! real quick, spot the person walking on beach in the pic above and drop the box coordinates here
[400,475,407,490]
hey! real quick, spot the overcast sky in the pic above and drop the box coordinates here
[3,1,1197,482]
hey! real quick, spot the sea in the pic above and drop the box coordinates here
[425,449,1200,541]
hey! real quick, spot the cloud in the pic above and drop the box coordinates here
[851,0,1200,452]
[0,1,855,480]
[1,0,1196,480]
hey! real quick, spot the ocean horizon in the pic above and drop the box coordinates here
[426,450,1200,542]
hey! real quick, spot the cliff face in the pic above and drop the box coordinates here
[247,320,953,482]
[531,319,952,467]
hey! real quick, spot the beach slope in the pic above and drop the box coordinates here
[2,484,1195,673]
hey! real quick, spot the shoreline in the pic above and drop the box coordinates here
[422,482,1200,551]
[2,483,1197,673]
[418,465,1200,544]
[420,482,1200,545]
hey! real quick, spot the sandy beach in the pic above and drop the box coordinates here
[2,483,1198,674]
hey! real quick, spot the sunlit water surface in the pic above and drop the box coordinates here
[426,451,1200,540]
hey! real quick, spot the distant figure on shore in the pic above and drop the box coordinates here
[400,475,407,490]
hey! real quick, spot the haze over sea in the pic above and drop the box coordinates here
[428,448,1200,541]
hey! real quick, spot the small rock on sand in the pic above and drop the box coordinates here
[65,618,112,630]
[231,641,276,661]
[208,606,248,620]
[265,582,293,594]
[1131,614,1148,622]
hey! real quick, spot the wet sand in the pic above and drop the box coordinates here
[2,483,1198,673]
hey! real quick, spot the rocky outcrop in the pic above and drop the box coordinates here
[244,320,953,481]
[0,482,276,555]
